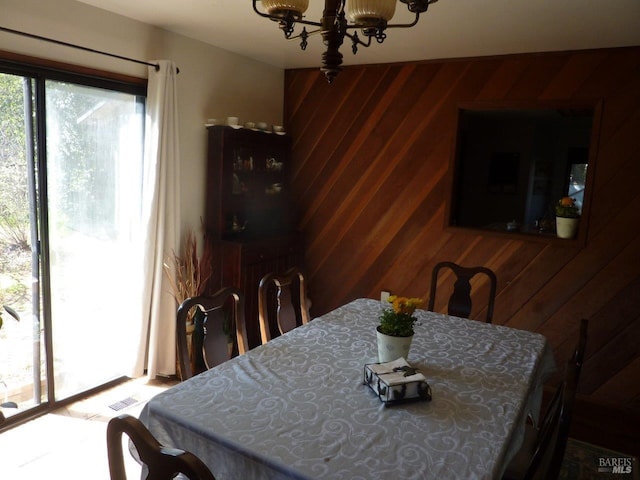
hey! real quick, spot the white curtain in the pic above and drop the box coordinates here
[131,60,181,378]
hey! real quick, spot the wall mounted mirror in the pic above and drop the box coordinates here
[449,104,597,238]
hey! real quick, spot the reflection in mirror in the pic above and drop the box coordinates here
[450,107,594,236]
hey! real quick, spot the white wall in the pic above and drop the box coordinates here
[0,0,285,235]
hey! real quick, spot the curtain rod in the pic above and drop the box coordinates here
[0,25,178,73]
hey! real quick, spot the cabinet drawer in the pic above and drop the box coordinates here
[241,239,299,265]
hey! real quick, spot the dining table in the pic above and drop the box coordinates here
[139,298,556,480]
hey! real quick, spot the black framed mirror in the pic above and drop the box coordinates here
[449,103,598,238]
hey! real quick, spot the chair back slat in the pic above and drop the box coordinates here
[449,275,474,319]
[259,267,310,344]
[176,287,248,380]
[202,304,233,370]
[276,281,298,334]
[428,261,497,323]
[575,318,588,367]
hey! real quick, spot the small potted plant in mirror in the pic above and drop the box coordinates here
[377,296,423,363]
[555,196,580,239]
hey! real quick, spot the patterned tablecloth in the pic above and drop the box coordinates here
[140,298,556,480]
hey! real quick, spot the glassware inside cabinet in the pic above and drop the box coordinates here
[206,125,292,241]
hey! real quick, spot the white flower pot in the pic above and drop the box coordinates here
[376,327,413,363]
[556,216,579,239]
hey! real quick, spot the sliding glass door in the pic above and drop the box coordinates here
[45,80,145,400]
[0,66,145,423]
[0,73,42,416]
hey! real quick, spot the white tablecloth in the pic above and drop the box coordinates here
[140,298,556,480]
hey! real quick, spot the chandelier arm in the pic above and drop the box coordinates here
[291,18,323,28]
[258,14,323,28]
[384,13,421,29]
[287,27,323,41]
[344,31,373,48]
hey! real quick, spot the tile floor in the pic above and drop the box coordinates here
[0,376,178,479]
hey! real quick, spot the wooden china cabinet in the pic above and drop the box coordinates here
[205,125,302,349]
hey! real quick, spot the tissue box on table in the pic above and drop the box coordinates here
[363,357,432,406]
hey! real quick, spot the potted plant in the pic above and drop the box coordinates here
[164,228,214,378]
[555,196,580,239]
[377,295,423,362]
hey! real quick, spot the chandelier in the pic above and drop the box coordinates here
[252,0,437,83]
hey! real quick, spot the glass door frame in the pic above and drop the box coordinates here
[0,57,146,430]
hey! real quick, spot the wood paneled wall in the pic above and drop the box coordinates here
[284,47,640,451]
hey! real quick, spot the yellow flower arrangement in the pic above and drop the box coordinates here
[378,295,424,337]
[389,296,422,315]
[555,196,580,218]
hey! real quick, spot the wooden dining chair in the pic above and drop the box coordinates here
[107,414,215,480]
[258,267,310,344]
[428,261,497,323]
[176,287,249,380]
[502,319,588,480]
[574,318,588,368]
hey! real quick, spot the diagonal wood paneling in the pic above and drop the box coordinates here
[284,47,640,452]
